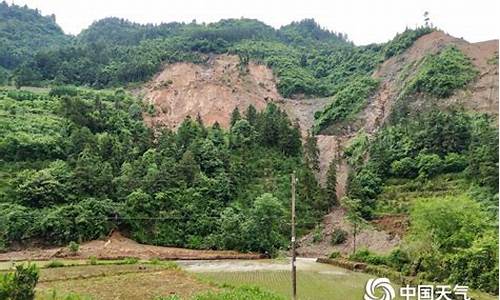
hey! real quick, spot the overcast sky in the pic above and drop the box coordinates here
[10,0,500,45]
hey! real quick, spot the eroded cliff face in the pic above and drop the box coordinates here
[142,54,281,129]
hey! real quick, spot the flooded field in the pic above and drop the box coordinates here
[180,258,377,300]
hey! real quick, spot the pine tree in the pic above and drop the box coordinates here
[245,105,257,126]
[304,131,320,171]
[230,107,241,128]
[326,158,337,208]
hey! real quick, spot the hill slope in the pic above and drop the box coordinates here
[142,54,280,129]
[0,2,69,70]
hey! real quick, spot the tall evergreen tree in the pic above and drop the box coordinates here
[326,158,338,208]
[245,105,257,126]
[304,131,320,171]
[230,107,241,128]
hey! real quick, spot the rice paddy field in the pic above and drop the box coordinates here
[182,258,380,300]
[0,258,496,299]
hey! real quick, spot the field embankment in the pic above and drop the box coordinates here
[0,232,263,262]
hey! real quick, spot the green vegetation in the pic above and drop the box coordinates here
[197,266,377,300]
[407,46,478,97]
[382,27,434,59]
[193,286,283,300]
[0,88,326,255]
[344,109,498,293]
[347,110,498,218]
[0,264,39,300]
[1,3,433,100]
[68,241,79,254]
[314,76,379,132]
[45,260,65,268]
[407,196,497,293]
[330,228,348,245]
[0,2,69,72]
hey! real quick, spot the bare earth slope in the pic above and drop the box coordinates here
[143,54,280,129]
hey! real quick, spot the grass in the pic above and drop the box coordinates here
[197,269,376,300]
[35,262,205,300]
[374,173,468,215]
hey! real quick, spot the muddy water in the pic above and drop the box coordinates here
[177,257,348,274]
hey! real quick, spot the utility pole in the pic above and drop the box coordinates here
[291,170,297,300]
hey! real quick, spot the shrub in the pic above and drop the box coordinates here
[312,224,323,243]
[0,264,39,300]
[383,27,434,59]
[391,157,418,178]
[329,251,341,259]
[49,86,78,97]
[314,76,379,132]
[443,152,467,173]
[416,152,443,177]
[386,248,410,271]
[408,46,478,98]
[331,228,348,245]
[88,256,97,265]
[46,260,65,268]
[349,249,387,265]
[68,241,79,254]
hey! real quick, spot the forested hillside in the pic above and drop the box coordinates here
[0,86,332,255]
[0,2,498,296]
[0,2,69,79]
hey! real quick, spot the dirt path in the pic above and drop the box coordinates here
[0,232,263,262]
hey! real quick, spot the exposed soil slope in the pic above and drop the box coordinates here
[143,54,280,129]
[297,209,401,257]
[297,32,498,257]
[0,232,263,261]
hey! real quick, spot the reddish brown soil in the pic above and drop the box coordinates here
[0,232,263,261]
[142,54,281,129]
[372,214,409,239]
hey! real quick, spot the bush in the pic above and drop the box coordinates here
[68,241,79,254]
[408,46,478,98]
[88,256,97,265]
[0,264,39,300]
[443,152,467,173]
[386,248,410,271]
[314,76,379,132]
[416,152,443,177]
[391,157,418,178]
[331,228,348,245]
[49,86,78,97]
[312,224,323,243]
[383,27,434,59]
[349,249,387,265]
[329,251,341,259]
[46,260,65,268]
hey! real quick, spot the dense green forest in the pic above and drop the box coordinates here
[0,87,329,255]
[0,2,432,100]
